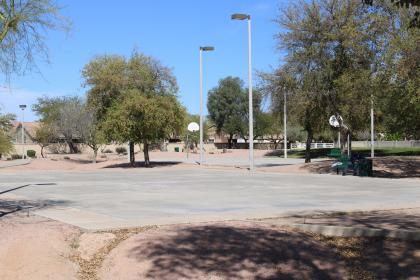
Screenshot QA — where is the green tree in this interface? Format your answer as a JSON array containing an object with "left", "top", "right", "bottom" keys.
[
  {"left": 0, "top": 111, "right": 14, "bottom": 156},
  {"left": 83, "top": 55, "right": 127, "bottom": 119},
  {"left": 83, "top": 50, "right": 179, "bottom": 165},
  {"left": 376, "top": 5, "right": 420, "bottom": 139},
  {"left": 207, "top": 76, "right": 247, "bottom": 148},
  {"left": 79, "top": 108, "right": 105, "bottom": 163},
  {"left": 271, "top": 0, "right": 400, "bottom": 161},
  {"left": 236, "top": 89, "right": 270, "bottom": 142},
  {"left": 0, "top": 112, "right": 15, "bottom": 130},
  {"left": 102, "top": 90, "right": 185, "bottom": 167},
  {"left": 0, "top": 0, "right": 70, "bottom": 76}
]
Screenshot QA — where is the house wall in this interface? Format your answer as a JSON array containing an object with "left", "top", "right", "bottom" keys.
[{"left": 11, "top": 129, "right": 36, "bottom": 144}]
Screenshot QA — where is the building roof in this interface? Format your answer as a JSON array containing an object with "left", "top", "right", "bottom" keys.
[{"left": 11, "top": 121, "right": 40, "bottom": 139}]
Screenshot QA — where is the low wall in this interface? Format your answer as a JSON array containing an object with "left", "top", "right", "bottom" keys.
[
  {"left": 6, "top": 143, "right": 143, "bottom": 159},
  {"left": 166, "top": 143, "right": 217, "bottom": 153},
  {"left": 352, "top": 141, "right": 420, "bottom": 148},
  {"left": 6, "top": 142, "right": 216, "bottom": 159},
  {"left": 214, "top": 143, "right": 287, "bottom": 150}
]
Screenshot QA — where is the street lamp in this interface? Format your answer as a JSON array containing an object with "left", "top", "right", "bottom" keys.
[
  {"left": 231, "top": 13, "right": 254, "bottom": 171},
  {"left": 284, "top": 90, "right": 287, "bottom": 159},
  {"left": 19, "top": 104, "right": 27, "bottom": 159},
  {"left": 199, "top": 46, "right": 214, "bottom": 166},
  {"left": 371, "top": 97, "right": 375, "bottom": 158}
]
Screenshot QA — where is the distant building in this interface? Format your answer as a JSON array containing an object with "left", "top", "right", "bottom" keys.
[{"left": 10, "top": 121, "right": 40, "bottom": 144}]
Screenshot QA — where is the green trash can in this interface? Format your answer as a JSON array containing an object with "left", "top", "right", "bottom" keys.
[
  {"left": 174, "top": 147, "right": 179, "bottom": 152},
  {"left": 357, "top": 159, "right": 373, "bottom": 177}
]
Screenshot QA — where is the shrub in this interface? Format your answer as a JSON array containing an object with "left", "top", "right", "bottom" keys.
[
  {"left": 27, "top": 150, "right": 36, "bottom": 158},
  {"left": 116, "top": 146, "right": 127, "bottom": 155},
  {"left": 11, "top": 154, "right": 22, "bottom": 160},
  {"left": 103, "top": 149, "right": 113, "bottom": 153}
]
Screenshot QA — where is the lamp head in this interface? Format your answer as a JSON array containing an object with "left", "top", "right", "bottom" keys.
[
  {"left": 19, "top": 104, "right": 27, "bottom": 110},
  {"left": 231, "top": 13, "right": 250, "bottom": 20},
  {"left": 200, "top": 46, "right": 215, "bottom": 51}
]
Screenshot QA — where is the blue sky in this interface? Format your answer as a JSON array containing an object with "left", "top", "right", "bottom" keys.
[{"left": 0, "top": 0, "right": 286, "bottom": 121}]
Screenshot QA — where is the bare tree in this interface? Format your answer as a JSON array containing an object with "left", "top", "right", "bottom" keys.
[
  {"left": 0, "top": 0, "right": 70, "bottom": 76},
  {"left": 79, "top": 108, "right": 104, "bottom": 163}
]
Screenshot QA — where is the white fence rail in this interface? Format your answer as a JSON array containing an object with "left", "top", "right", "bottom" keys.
[{"left": 291, "top": 142, "right": 334, "bottom": 149}]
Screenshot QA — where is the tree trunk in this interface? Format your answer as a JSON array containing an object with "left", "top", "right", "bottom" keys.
[
  {"left": 349, "top": 131, "right": 351, "bottom": 156},
  {"left": 228, "top": 134, "right": 233, "bottom": 149},
  {"left": 129, "top": 141, "right": 135, "bottom": 167},
  {"left": 41, "top": 146, "right": 45, "bottom": 158},
  {"left": 93, "top": 148, "right": 98, "bottom": 164},
  {"left": 305, "top": 131, "right": 312, "bottom": 163},
  {"left": 348, "top": 131, "right": 352, "bottom": 157},
  {"left": 143, "top": 140, "right": 150, "bottom": 167},
  {"left": 67, "top": 141, "right": 78, "bottom": 154},
  {"left": 274, "top": 140, "right": 279, "bottom": 150}
]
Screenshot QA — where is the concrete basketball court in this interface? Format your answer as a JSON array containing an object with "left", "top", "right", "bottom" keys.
[{"left": 1, "top": 167, "right": 419, "bottom": 230}]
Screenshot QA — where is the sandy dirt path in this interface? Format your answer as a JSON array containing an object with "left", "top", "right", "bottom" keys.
[{"left": 0, "top": 213, "right": 80, "bottom": 280}]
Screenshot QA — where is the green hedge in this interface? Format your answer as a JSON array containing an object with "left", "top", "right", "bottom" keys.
[{"left": 27, "top": 150, "right": 36, "bottom": 158}]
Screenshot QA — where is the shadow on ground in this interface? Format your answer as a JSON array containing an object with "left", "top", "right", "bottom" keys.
[
  {"left": 0, "top": 198, "right": 70, "bottom": 218},
  {"left": 0, "top": 183, "right": 69, "bottom": 218},
  {"left": 66, "top": 158, "right": 107, "bottom": 164},
  {"left": 125, "top": 225, "right": 420, "bottom": 279},
  {"left": 128, "top": 225, "right": 348, "bottom": 279},
  {"left": 103, "top": 161, "right": 182, "bottom": 169},
  {"left": 301, "top": 157, "right": 420, "bottom": 178},
  {"left": 258, "top": 163, "right": 292, "bottom": 168},
  {"left": 372, "top": 157, "right": 420, "bottom": 178},
  {"left": 293, "top": 210, "right": 420, "bottom": 231}
]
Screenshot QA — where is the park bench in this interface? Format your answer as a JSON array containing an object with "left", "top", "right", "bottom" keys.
[
  {"left": 331, "top": 154, "right": 350, "bottom": 175},
  {"left": 327, "top": 148, "right": 341, "bottom": 158}
]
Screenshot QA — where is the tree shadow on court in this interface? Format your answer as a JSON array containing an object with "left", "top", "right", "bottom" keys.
[
  {"left": 103, "top": 161, "right": 182, "bottom": 169},
  {"left": 127, "top": 225, "right": 349, "bottom": 279},
  {"left": 126, "top": 225, "right": 420, "bottom": 279},
  {"left": 0, "top": 183, "right": 70, "bottom": 218},
  {"left": 0, "top": 198, "right": 70, "bottom": 218}
]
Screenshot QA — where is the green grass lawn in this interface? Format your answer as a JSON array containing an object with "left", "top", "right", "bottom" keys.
[{"left": 266, "top": 147, "right": 420, "bottom": 159}]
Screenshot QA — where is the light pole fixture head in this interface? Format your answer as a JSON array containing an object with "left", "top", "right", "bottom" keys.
[
  {"left": 19, "top": 104, "right": 27, "bottom": 110},
  {"left": 231, "top": 13, "right": 250, "bottom": 20},
  {"left": 200, "top": 46, "right": 215, "bottom": 51}
]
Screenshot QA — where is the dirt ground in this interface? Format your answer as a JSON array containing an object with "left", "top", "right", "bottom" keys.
[
  {"left": 0, "top": 213, "right": 80, "bottom": 280},
  {"left": 0, "top": 212, "right": 419, "bottom": 280},
  {"left": 1, "top": 150, "right": 418, "bottom": 179},
  {"left": 1, "top": 151, "right": 419, "bottom": 279}
]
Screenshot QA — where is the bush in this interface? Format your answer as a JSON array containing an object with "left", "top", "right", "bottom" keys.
[
  {"left": 11, "top": 154, "right": 22, "bottom": 160},
  {"left": 116, "top": 146, "right": 127, "bottom": 155},
  {"left": 103, "top": 149, "right": 113, "bottom": 153},
  {"left": 27, "top": 150, "right": 36, "bottom": 158}
]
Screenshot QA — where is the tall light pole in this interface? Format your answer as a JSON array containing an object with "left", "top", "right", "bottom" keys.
[
  {"left": 231, "top": 13, "right": 254, "bottom": 171},
  {"left": 19, "top": 104, "right": 27, "bottom": 159},
  {"left": 283, "top": 90, "right": 287, "bottom": 159},
  {"left": 199, "top": 46, "right": 214, "bottom": 166},
  {"left": 371, "top": 97, "right": 375, "bottom": 158}
]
